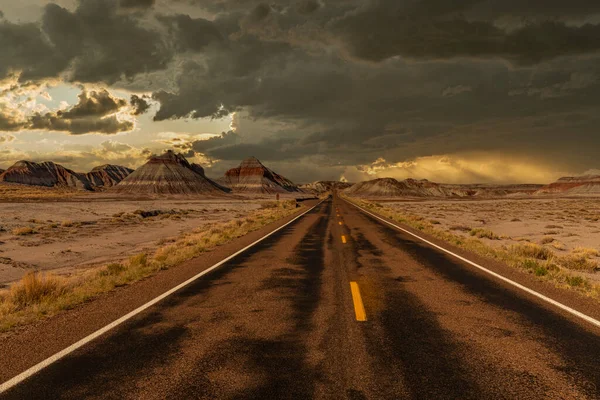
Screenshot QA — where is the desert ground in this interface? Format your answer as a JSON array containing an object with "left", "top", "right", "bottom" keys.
[
  {"left": 378, "top": 197, "right": 600, "bottom": 281},
  {"left": 0, "top": 194, "right": 294, "bottom": 286}
]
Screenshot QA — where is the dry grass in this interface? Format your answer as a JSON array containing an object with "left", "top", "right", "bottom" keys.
[
  {"left": 469, "top": 228, "right": 501, "bottom": 240},
  {"left": 344, "top": 196, "right": 600, "bottom": 300},
  {"left": 0, "top": 200, "right": 302, "bottom": 332},
  {"left": 12, "top": 226, "right": 37, "bottom": 236},
  {"left": 0, "top": 183, "right": 77, "bottom": 200}
]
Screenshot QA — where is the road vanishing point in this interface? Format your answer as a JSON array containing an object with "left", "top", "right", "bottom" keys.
[{"left": 1, "top": 193, "right": 600, "bottom": 399}]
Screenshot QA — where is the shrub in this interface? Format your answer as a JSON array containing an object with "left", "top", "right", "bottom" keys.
[
  {"left": 101, "top": 263, "right": 126, "bottom": 276},
  {"left": 540, "top": 236, "right": 555, "bottom": 244},
  {"left": 469, "top": 228, "right": 500, "bottom": 240},
  {"left": 572, "top": 247, "right": 600, "bottom": 258},
  {"left": 450, "top": 225, "right": 471, "bottom": 232},
  {"left": 508, "top": 243, "right": 553, "bottom": 260},
  {"left": 565, "top": 275, "right": 587, "bottom": 287},
  {"left": 61, "top": 220, "right": 75, "bottom": 227},
  {"left": 12, "top": 227, "right": 36, "bottom": 236},
  {"left": 8, "top": 272, "right": 67, "bottom": 309},
  {"left": 522, "top": 259, "right": 540, "bottom": 271},
  {"left": 558, "top": 254, "right": 598, "bottom": 272},
  {"left": 129, "top": 253, "right": 148, "bottom": 268},
  {"left": 534, "top": 265, "right": 549, "bottom": 276}
]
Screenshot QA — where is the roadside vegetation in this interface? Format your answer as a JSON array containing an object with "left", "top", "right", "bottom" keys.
[
  {"left": 344, "top": 196, "right": 600, "bottom": 300},
  {"left": 0, "top": 200, "right": 301, "bottom": 332}
]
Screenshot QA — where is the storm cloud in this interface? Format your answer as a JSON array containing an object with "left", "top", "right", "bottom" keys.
[{"left": 1, "top": 0, "right": 600, "bottom": 182}]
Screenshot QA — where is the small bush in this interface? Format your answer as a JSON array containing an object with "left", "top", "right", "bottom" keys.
[
  {"left": 534, "top": 265, "right": 549, "bottom": 276},
  {"left": 522, "top": 259, "right": 540, "bottom": 271},
  {"left": 572, "top": 247, "right": 600, "bottom": 258},
  {"left": 450, "top": 225, "right": 471, "bottom": 232},
  {"left": 565, "top": 275, "right": 587, "bottom": 287},
  {"left": 540, "top": 236, "right": 555, "bottom": 244},
  {"left": 8, "top": 272, "right": 67, "bottom": 309},
  {"left": 508, "top": 243, "right": 553, "bottom": 260},
  {"left": 129, "top": 253, "right": 147, "bottom": 268},
  {"left": 545, "top": 224, "right": 563, "bottom": 229},
  {"left": 101, "top": 263, "right": 126, "bottom": 276},
  {"left": 544, "top": 230, "right": 560, "bottom": 235},
  {"left": 469, "top": 228, "right": 500, "bottom": 240},
  {"left": 558, "top": 254, "right": 598, "bottom": 272},
  {"left": 12, "top": 227, "right": 36, "bottom": 236},
  {"left": 61, "top": 220, "right": 75, "bottom": 227}
]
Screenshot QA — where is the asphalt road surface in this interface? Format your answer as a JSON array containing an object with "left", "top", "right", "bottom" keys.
[{"left": 2, "top": 194, "right": 600, "bottom": 399}]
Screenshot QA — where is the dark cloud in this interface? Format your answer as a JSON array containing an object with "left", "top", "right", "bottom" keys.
[
  {"left": 332, "top": 2, "right": 600, "bottom": 64},
  {"left": 120, "top": 0, "right": 155, "bottom": 8},
  {"left": 60, "top": 90, "right": 127, "bottom": 119},
  {"left": 130, "top": 94, "right": 151, "bottom": 115},
  {"left": 0, "top": 107, "right": 26, "bottom": 132},
  {"left": 3, "top": 0, "right": 600, "bottom": 181},
  {"left": 0, "top": 19, "right": 71, "bottom": 81},
  {"left": 25, "top": 89, "right": 133, "bottom": 134},
  {"left": 158, "top": 14, "right": 223, "bottom": 52},
  {"left": 191, "top": 130, "right": 240, "bottom": 154},
  {"left": 0, "top": 1, "right": 173, "bottom": 84},
  {"left": 28, "top": 114, "right": 133, "bottom": 135},
  {"left": 296, "top": 0, "right": 320, "bottom": 15}
]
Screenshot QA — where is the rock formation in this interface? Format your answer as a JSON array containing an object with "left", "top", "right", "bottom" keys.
[
  {"left": 84, "top": 164, "right": 134, "bottom": 188},
  {"left": 219, "top": 157, "right": 301, "bottom": 194},
  {"left": 190, "top": 163, "right": 231, "bottom": 193},
  {"left": 344, "top": 178, "right": 458, "bottom": 197},
  {"left": 535, "top": 175, "right": 600, "bottom": 196},
  {"left": 300, "top": 181, "right": 353, "bottom": 194},
  {"left": 113, "top": 150, "right": 227, "bottom": 195},
  {"left": 343, "top": 178, "right": 542, "bottom": 198},
  {"left": 0, "top": 161, "right": 133, "bottom": 191},
  {"left": 0, "top": 161, "right": 92, "bottom": 190}
]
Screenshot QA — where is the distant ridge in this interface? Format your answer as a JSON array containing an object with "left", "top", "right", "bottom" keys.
[
  {"left": 113, "top": 150, "right": 227, "bottom": 195},
  {"left": 343, "top": 177, "right": 542, "bottom": 198},
  {"left": 300, "top": 181, "right": 353, "bottom": 194},
  {"left": 535, "top": 175, "right": 600, "bottom": 196},
  {"left": 219, "top": 156, "right": 302, "bottom": 194},
  {"left": 0, "top": 161, "right": 133, "bottom": 190}
]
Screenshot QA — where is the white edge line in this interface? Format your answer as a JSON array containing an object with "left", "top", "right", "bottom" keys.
[
  {"left": 343, "top": 197, "right": 600, "bottom": 330},
  {"left": 0, "top": 199, "right": 325, "bottom": 394}
]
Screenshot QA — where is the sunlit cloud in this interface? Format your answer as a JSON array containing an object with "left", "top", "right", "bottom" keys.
[{"left": 343, "top": 154, "right": 569, "bottom": 184}]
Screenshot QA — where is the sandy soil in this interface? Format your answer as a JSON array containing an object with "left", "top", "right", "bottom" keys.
[
  {"left": 382, "top": 197, "right": 600, "bottom": 278},
  {"left": 0, "top": 198, "right": 266, "bottom": 286}
]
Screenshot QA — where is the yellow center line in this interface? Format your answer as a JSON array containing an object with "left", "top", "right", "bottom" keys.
[
  {"left": 350, "top": 282, "right": 367, "bottom": 322},
  {"left": 341, "top": 235, "right": 347, "bottom": 244}
]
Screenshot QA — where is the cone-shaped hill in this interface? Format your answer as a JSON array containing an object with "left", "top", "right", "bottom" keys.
[
  {"left": 85, "top": 165, "right": 133, "bottom": 188},
  {"left": 219, "top": 157, "right": 301, "bottom": 194},
  {"left": 0, "top": 160, "right": 93, "bottom": 190},
  {"left": 113, "top": 150, "right": 227, "bottom": 195}
]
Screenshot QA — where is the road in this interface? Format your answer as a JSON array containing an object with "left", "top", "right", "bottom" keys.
[{"left": 2, "top": 194, "right": 600, "bottom": 399}]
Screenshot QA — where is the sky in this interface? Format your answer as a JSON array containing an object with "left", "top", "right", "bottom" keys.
[{"left": 1, "top": 0, "right": 600, "bottom": 184}]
